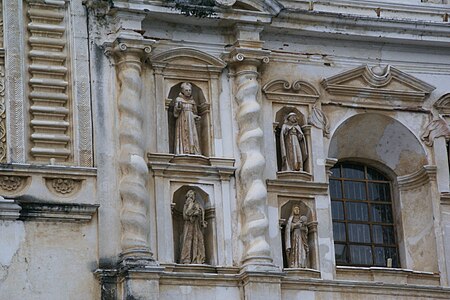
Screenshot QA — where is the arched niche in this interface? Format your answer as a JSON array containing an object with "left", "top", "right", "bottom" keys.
[
  {"left": 280, "top": 200, "right": 317, "bottom": 269},
  {"left": 171, "top": 185, "right": 215, "bottom": 265},
  {"left": 150, "top": 48, "right": 226, "bottom": 155},
  {"left": 274, "top": 107, "right": 311, "bottom": 175},
  {"left": 328, "top": 113, "right": 428, "bottom": 176},
  {"left": 167, "top": 82, "right": 210, "bottom": 156}
]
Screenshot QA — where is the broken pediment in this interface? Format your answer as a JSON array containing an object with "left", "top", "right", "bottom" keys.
[
  {"left": 321, "top": 65, "right": 435, "bottom": 108},
  {"left": 263, "top": 79, "right": 320, "bottom": 104},
  {"left": 434, "top": 93, "right": 450, "bottom": 115}
]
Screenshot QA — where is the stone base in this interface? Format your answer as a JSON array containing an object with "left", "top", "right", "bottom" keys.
[{"left": 277, "top": 171, "right": 312, "bottom": 181}]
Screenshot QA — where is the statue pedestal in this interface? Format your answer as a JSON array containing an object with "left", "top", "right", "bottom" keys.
[{"left": 277, "top": 170, "right": 312, "bottom": 181}]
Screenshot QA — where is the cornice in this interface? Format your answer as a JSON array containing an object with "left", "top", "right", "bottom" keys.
[
  {"left": 270, "top": 9, "right": 450, "bottom": 47},
  {"left": 0, "top": 197, "right": 99, "bottom": 222}
]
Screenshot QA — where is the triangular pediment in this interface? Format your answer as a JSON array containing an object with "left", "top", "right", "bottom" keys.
[{"left": 321, "top": 65, "right": 435, "bottom": 107}]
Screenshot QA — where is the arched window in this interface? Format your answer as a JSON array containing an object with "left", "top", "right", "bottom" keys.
[{"left": 330, "top": 162, "right": 399, "bottom": 267}]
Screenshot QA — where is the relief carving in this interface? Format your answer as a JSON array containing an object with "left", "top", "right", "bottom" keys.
[
  {"left": 45, "top": 177, "right": 82, "bottom": 196},
  {"left": 0, "top": 176, "right": 23, "bottom": 192},
  {"left": 0, "top": 62, "right": 5, "bottom": 162}
]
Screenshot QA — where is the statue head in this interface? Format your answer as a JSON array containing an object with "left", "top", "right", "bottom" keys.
[
  {"left": 292, "top": 205, "right": 300, "bottom": 215},
  {"left": 181, "top": 82, "right": 192, "bottom": 97},
  {"left": 186, "top": 189, "right": 196, "bottom": 201},
  {"left": 286, "top": 112, "right": 298, "bottom": 124}
]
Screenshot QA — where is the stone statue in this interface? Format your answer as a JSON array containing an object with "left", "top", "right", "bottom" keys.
[
  {"left": 180, "top": 189, "right": 207, "bottom": 264},
  {"left": 285, "top": 206, "right": 309, "bottom": 268},
  {"left": 174, "top": 82, "right": 201, "bottom": 155},
  {"left": 280, "top": 112, "right": 308, "bottom": 171}
]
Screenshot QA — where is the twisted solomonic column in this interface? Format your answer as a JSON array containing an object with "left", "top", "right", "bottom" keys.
[
  {"left": 232, "top": 54, "right": 274, "bottom": 269},
  {"left": 108, "top": 41, "right": 156, "bottom": 267}
]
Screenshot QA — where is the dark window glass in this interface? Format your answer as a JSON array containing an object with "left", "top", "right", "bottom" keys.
[
  {"left": 343, "top": 181, "right": 366, "bottom": 200},
  {"left": 330, "top": 162, "right": 399, "bottom": 267},
  {"left": 333, "top": 222, "right": 346, "bottom": 241},
  {"left": 368, "top": 182, "right": 390, "bottom": 202},
  {"left": 335, "top": 244, "right": 348, "bottom": 264},
  {"left": 330, "top": 166, "right": 341, "bottom": 178},
  {"left": 342, "top": 164, "right": 365, "bottom": 179},
  {"left": 346, "top": 202, "right": 368, "bottom": 221},
  {"left": 330, "top": 179, "right": 342, "bottom": 199},
  {"left": 331, "top": 201, "right": 344, "bottom": 220}
]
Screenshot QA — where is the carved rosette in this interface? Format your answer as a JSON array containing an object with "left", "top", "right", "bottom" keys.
[
  {"left": 106, "top": 39, "right": 155, "bottom": 264},
  {"left": 231, "top": 52, "right": 273, "bottom": 267},
  {"left": 45, "top": 177, "right": 82, "bottom": 196},
  {"left": 0, "top": 175, "right": 28, "bottom": 194}
]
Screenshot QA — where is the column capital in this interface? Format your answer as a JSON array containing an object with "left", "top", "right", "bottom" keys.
[
  {"left": 225, "top": 41, "right": 271, "bottom": 67},
  {"left": 103, "top": 36, "right": 155, "bottom": 65}
]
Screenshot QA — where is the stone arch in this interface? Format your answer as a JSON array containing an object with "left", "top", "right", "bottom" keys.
[{"left": 328, "top": 113, "right": 428, "bottom": 176}]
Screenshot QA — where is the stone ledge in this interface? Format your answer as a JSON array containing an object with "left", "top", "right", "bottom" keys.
[
  {"left": 284, "top": 268, "right": 321, "bottom": 279},
  {"left": 0, "top": 163, "right": 97, "bottom": 177},
  {"left": 336, "top": 266, "right": 440, "bottom": 286},
  {"left": 0, "top": 197, "right": 99, "bottom": 222}
]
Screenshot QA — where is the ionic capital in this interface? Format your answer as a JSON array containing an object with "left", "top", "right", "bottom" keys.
[{"left": 103, "top": 38, "right": 154, "bottom": 68}]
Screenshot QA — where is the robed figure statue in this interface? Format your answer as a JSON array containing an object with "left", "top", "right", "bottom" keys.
[
  {"left": 280, "top": 112, "right": 308, "bottom": 171},
  {"left": 285, "top": 206, "right": 309, "bottom": 268},
  {"left": 180, "top": 190, "right": 207, "bottom": 264},
  {"left": 174, "top": 82, "right": 201, "bottom": 155}
]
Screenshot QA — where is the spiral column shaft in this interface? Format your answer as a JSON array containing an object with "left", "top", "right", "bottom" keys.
[
  {"left": 112, "top": 44, "right": 154, "bottom": 265},
  {"left": 233, "top": 62, "right": 273, "bottom": 267}
]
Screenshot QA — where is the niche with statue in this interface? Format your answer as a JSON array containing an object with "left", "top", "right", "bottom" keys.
[
  {"left": 280, "top": 200, "right": 318, "bottom": 269},
  {"left": 275, "top": 107, "right": 311, "bottom": 180},
  {"left": 171, "top": 186, "right": 216, "bottom": 265},
  {"left": 167, "top": 82, "right": 211, "bottom": 157}
]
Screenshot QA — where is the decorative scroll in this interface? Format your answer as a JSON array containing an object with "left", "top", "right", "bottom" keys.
[
  {"left": 308, "top": 105, "right": 330, "bottom": 137},
  {"left": 421, "top": 117, "right": 450, "bottom": 146}
]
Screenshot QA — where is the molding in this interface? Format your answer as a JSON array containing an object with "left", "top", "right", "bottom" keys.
[
  {"left": 434, "top": 93, "right": 450, "bottom": 116},
  {"left": 440, "top": 193, "right": 450, "bottom": 205},
  {"left": 262, "top": 79, "right": 319, "bottom": 104},
  {"left": 0, "top": 197, "right": 21, "bottom": 220},
  {"left": 336, "top": 266, "right": 440, "bottom": 286},
  {"left": 271, "top": 9, "right": 450, "bottom": 47},
  {"left": 147, "top": 153, "right": 236, "bottom": 179},
  {"left": 267, "top": 179, "right": 329, "bottom": 196},
  {"left": 0, "top": 163, "right": 97, "bottom": 177},
  {"left": 321, "top": 65, "right": 435, "bottom": 108},
  {"left": 0, "top": 198, "right": 98, "bottom": 222},
  {"left": 397, "top": 165, "right": 437, "bottom": 190}
]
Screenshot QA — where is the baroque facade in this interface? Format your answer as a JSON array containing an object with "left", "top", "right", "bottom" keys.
[{"left": 1, "top": 0, "right": 450, "bottom": 299}]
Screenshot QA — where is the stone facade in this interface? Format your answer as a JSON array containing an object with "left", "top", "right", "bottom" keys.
[{"left": 1, "top": 0, "right": 450, "bottom": 299}]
